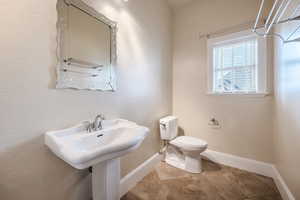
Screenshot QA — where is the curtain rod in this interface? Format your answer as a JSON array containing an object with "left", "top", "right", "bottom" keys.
[{"left": 199, "top": 20, "right": 265, "bottom": 40}]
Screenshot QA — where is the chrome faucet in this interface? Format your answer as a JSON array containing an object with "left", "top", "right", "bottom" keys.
[{"left": 86, "top": 114, "right": 105, "bottom": 133}]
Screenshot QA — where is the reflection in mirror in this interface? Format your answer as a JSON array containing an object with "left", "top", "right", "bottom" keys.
[{"left": 56, "top": 0, "right": 117, "bottom": 91}]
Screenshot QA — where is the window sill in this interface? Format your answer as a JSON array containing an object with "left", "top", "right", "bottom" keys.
[{"left": 206, "top": 92, "right": 270, "bottom": 98}]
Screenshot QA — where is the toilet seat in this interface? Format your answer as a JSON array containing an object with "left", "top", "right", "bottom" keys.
[{"left": 170, "top": 136, "right": 208, "bottom": 151}]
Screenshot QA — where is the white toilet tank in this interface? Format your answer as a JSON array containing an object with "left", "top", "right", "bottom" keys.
[{"left": 159, "top": 116, "right": 178, "bottom": 140}]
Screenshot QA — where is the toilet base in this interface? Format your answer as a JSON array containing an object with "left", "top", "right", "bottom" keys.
[{"left": 164, "top": 146, "right": 203, "bottom": 173}]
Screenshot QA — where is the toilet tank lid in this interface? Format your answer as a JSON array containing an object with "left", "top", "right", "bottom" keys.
[{"left": 160, "top": 116, "right": 177, "bottom": 123}]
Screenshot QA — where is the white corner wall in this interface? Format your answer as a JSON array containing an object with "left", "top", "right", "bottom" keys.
[{"left": 273, "top": 10, "right": 300, "bottom": 200}]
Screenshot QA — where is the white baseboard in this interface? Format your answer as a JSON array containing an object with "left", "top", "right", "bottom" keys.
[
  {"left": 202, "top": 150, "right": 275, "bottom": 177},
  {"left": 120, "top": 153, "right": 162, "bottom": 197},
  {"left": 202, "top": 149, "right": 295, "bottom": 200},
  {"left": 272, "top": 166, "right": 296, "bottom": 200}
]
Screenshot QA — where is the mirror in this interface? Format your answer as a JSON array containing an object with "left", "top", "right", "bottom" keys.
[{"left": 56, "top": 0, "right": 117, "bottom": 91}]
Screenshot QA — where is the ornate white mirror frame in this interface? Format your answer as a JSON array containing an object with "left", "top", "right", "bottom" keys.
[{"left": 56, "top": 0, "right": 117, "bottom": 91}]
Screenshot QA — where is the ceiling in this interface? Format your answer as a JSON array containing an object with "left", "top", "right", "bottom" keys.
[{"left": 166, "top": 0, "right": 194, "bottom": 9}]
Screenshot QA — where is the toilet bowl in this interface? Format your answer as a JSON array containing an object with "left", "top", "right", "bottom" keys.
[
  {"left": 160, "top": 116, "right": 208, "bottom": 173},
  {"left": 166, "top": 136, "right": 208, "bottom": 173}
]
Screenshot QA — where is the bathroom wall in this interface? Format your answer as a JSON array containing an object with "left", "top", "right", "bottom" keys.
[
  {"left": 172, "top": 0, "right": 275, "bottom": 163},
  {"left": 273, "top": 2, "right": 300, "bottom": 198},
  {"left": 0, "top": 0, "right": 172, "bottom": 199}
]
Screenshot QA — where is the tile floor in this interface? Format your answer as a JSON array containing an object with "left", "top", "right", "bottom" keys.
[{"left": 121, "top": 159, "right": 282, "bottom": 200}]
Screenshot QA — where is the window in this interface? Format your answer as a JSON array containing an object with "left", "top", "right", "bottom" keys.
[{"left": 207, "top": 30, "right": 268, "bottom": 95}]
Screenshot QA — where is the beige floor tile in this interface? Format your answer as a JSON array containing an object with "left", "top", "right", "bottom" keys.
[{"left": 121, "top": 160, "right": 283, "bottom": 200}]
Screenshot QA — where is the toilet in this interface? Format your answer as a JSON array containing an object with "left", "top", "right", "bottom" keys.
[{"left": 160, "top": 116, "right": 208, "bottom": 173}]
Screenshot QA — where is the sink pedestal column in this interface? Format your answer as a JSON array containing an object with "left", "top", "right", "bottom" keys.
[{"left": 92, "top": 158, "right": 120, "bottom": 200}]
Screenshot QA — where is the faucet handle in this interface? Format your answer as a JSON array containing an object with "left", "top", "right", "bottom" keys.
[
  {"left": 82, "top": 120, "right": 93, "bottom": 133},
  {"left": 95, "top": 114, "right": 105, "bottom": 121},
  {"left": 99, "top": 114, "right": 105, "bottom": 120}
]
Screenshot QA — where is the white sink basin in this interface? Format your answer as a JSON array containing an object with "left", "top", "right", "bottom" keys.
[
  {"left": 45, "top": 119, "right": 149, "bottom": 169},
  {"left": 45, "top": 118, "right": 149, "bottom": 200}
]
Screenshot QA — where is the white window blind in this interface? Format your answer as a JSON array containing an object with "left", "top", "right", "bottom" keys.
[{"left": 213, "top": 39, "right": 258, "bottom": 93}]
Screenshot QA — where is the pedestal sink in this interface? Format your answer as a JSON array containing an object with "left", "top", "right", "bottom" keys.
[{"left": 45, "top": 119, "right": 149, "bottom": 200}]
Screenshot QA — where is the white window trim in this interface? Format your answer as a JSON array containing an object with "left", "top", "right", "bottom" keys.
[{"left": 207, "top": 29, "right": 269, "bottom": 97}]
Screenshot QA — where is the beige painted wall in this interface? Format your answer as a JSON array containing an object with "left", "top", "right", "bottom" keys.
[
  {"left": 0, "top": 0, "right": 172, "bottom": 199},
  {"left": 172, "top": 0, "right": 275, "bottom": 163},
  {"left": 273, "top": 1, "right": 300, "bottom": 198}
]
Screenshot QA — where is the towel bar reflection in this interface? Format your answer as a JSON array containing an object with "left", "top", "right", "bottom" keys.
[
  {"left": 61, "top": 69, "right": 100, "bottom": 77},
  {"left": 64, "top": 58, "right": 103, "bottom": 69}
]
